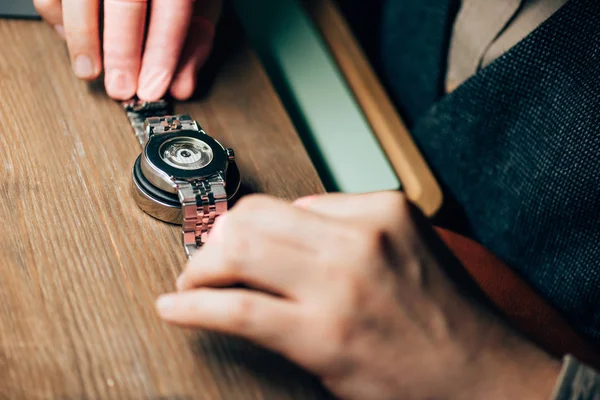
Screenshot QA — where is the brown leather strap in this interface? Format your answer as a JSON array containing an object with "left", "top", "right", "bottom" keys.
[{"left": 436, "top": 227, "right": 600, "bottom": 370}]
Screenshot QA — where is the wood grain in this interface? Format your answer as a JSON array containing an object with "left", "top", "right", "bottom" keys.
[
  {"left": 0, "top": 17, "right": 331, "bottom": 400},
  {"left": 303, "top": 0, "right": 444, "bottom": 217}
]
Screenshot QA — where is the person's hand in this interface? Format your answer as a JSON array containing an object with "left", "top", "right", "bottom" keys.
[
  {"left": 33, "top": 0, "right": 222, "bottom": 101},
  {"left": 156, "top": 192, "right": 561, "bottom": 400}
]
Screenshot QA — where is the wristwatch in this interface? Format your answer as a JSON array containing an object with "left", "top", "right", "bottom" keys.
[{"left": 122, "top": 98, "right": 241, "bottom": 258}]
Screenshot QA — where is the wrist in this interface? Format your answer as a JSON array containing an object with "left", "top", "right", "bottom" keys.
[{"left": 461, "top": 322, "right": 562, "bottom": 400}]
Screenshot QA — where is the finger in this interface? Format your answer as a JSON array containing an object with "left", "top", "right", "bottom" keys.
[
  {"left": 169, "top": 15, "right": 215, "bottom": 100},
  {"left": 294, "top": 191, "right": 408, "bottom": 225},
  {"left": 170, "top": 0, "right": 220, "bottom": 100},
  {"left": 176, "top": 214, "right": 312, "bottom": 295},
  {"left": 295, "top": 192, "right": 433, "bottom": 260},
  {"left": 229, "top": 195, "right": 335, "bottom": 247},
  {"left": 34, "top": 0, "right": 65, "bottom": 38},
  {"left": 137, "top": 0, "right": 194, "bottom": 101},
  {"left": 103, "top": 0, "right": 148, "bottom": 99},
  {"left": 62, "top": 0, "right": 102, "bottom": 80},
  {"left": 176, "top": 195, "right": 344, "bottom": 298},
  {"left": 156, "top": 288, "right": 301, "bottom": 354}
]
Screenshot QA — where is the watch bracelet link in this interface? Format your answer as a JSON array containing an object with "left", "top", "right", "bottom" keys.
[
  {"left": 178, "top": 177, "right": 227, "bottom": 258},
  {"left": 123, "top": 99, "right": 228, "bottom": 258},
  {"left": 123, "top": 99, "right": 172, "bottom": 146}
]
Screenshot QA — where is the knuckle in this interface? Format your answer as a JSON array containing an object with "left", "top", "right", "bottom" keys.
[
  {"left": 64, "top": 26, "right": 98, "bottom": 43},
  {"left": 318, "top": 222, "right": 379, "bottom": 278},
  {"left": 327, "top": 222, "right": 364, "bottom": 254},
  {"left": 234, "top": 194, "right": 269, "bottom": 213},
  {"left": 229, "top": 295, "right": 255, "bottom": 331},
  {"left": 345, "top": 224, "right": 385, "bottom": 264},
  {"left": 378, "top": 191, "right": 410, "bottom": 219},
  {"left": 338, "top": 225, "right": 388, "bottom": 281},
  {"left": 231, "top": 195, "right": 282, "bottom": 227},
  {"left": 220, "top": 230, "right": 250, "bottom": 274},
  {"left": 102, "top": 47, "right": 139, "bottom": 65}
]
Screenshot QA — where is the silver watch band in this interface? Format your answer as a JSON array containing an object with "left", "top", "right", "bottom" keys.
[
  {"left": 178, "top": 177, "right": 227, "bottom": 258},
  {"left": 123, "top": 99, "right": 228, "bottom": 258},
  {"left": 123, "top": 99, "right": 171, "bottom": 146}
]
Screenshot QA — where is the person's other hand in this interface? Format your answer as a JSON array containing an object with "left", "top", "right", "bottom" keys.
[
  {"left": 156, "top": 192, "right": 561, "bottom": 400},
  {"left": 34, "top": 0, "right": 222, "bottom": 101}
]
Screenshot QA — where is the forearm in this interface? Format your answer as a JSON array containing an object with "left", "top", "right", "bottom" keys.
[
  {"left": 459, "top": 317, "right": 600, "bottom": 400},
  {"left": 449, "top": 314, "right": 562, "bottom": 400},
  {"left": 482, "top": 350, "right": 600, "bottom": 400},
  {"left": 435, "top": 227, "right": 600, "bottom": 399}
]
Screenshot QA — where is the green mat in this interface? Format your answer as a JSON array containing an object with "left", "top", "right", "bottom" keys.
[{"left": 232, "top": 0, "right": 400, "bottom": 193}]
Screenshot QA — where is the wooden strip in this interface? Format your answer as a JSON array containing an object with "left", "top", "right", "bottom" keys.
[{"left": 303, "top": 0, "right": 444, "bottom": 217}]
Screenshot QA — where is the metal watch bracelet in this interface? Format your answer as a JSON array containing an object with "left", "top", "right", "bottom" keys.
[{"left": 123, "top": 99, "right": 228, "bottom": 258}]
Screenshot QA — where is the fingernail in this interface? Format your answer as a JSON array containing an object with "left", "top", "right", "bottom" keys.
[
  {"left": 73, "top": 55, "right": 94, "bottom": 79},
  {"left": 137, "top": 68, "right": 171, "bottom": 101},
  {"left": 156, "top": 295, "right": 175, "bottom": 313},
  {"left": 105, "top": 69, "right": 136, "bottom": 100},
  {"left": 54, "top": 24, "right": 65, "bottom": 39},
  {"left": 293, "top": 195, "right": 317, "bottom": 208}
]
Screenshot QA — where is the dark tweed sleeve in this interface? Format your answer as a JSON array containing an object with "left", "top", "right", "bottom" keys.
[{"left": 551, "top": 355, "right": 600, "bottom": 400}]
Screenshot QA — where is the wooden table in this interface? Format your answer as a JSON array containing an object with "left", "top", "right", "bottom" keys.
[{"left": 0, "top": 15, "right": 332, "bottom": 400}]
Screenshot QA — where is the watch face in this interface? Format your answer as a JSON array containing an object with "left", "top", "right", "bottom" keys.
[{"left": 159, "top": 137, "right": 214, "bottom": 171}]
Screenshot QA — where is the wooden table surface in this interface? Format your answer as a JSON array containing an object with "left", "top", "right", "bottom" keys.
[{"left": 0, "top": 16, "right": 332, "bottom": 400}]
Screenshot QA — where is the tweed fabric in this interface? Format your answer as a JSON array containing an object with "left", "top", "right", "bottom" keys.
[
  {"left": 381, "top": 0, "right": 600, "bottom": 342},
  {"left": 378, "top": 0, "right": 459, "bottom": 128}
]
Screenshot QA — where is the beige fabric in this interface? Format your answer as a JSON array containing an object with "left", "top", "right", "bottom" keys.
[
  {"left": 446, "top": 0, "right": 521, "bottom": 93},
  {"left": 446, "top": 0, "right": 568, "bottom": 93}
]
